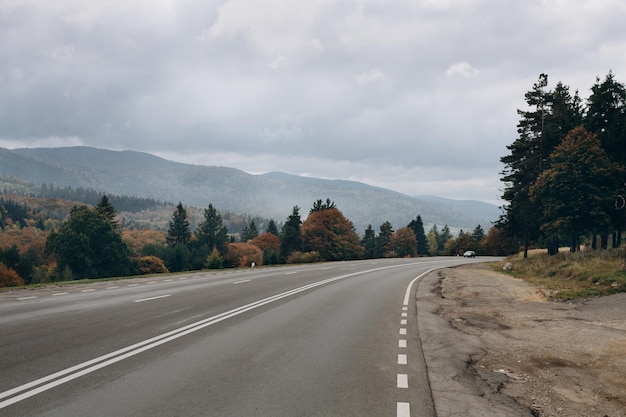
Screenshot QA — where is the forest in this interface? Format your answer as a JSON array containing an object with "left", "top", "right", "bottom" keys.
[{"left": 499, "top": 72, "right": 626, "bottom": 257}]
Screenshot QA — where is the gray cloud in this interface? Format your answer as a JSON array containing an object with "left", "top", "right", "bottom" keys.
[{"left": 1, "top": 0, "right": 625, "bottom": 204}]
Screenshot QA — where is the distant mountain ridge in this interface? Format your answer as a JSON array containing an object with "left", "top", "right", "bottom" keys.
[{"left": 1, "top": 146, "right": 500, "bottom": 233}]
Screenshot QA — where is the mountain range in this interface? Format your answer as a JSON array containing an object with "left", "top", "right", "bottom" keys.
[{"left": 0, "top": 146, "right": 501, "bottom": 233}]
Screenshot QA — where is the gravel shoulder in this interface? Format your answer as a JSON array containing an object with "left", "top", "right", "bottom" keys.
[{"left": 417, "top": 263, "right": 626, "bottom": 417}]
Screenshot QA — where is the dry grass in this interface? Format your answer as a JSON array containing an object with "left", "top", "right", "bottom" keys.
[{"left": 494, "top": 247, "right": 626, "bottom": 299}]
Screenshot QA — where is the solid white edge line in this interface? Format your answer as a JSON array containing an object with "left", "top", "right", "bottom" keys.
[{"left": 402, "top": 268, "right": 437, "bottom": 306}]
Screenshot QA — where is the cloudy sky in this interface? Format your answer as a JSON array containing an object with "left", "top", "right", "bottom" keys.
[{"left": 1, "top": 0, "right": 625, "bottom": 205}]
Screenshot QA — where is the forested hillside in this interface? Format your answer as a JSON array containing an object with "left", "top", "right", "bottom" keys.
[{"left": 1, "top": 147, "right": 499, "bottom": 232}]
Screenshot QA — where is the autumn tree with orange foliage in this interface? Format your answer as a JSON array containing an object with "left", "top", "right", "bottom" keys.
[
  {"left": 301, "top": 208, "right": 363, "bottom": 261},
  {"left": 389, "top": 227, "right": 417, "bottom": 257},
  {"left": 224, "top": 242, "right": 263, "bottom": 268},
  {"left": 250, "top": 232, "right": 281, "bottom": 265}
]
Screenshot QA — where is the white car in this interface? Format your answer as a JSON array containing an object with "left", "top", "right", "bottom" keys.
[{"left": 463, "top": 250, "right": 476, "bottom": 258}]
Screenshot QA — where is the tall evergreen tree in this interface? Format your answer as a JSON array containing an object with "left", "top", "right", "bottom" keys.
[
  {"left": 471, "top": 225, "right": 485, "bottom": 244},
  {"left": 280, "top": 206, "right": 302, "bottom": 259},
  {"left": 530, "top": 127, "right": 624, "bottom": 252},
  {"left": 167, "top": 202, "right": 191, "bottom": 246},
  {"left": 196, "top": 204, "right": 229, "bottom": 254},
  {"left": 266, "top": 219, "right": 279, "bottom": 236},
  {"left": 408, "top": 215, "right": 429, "bottom": 256},
  {"left": 585, "top": 72, "right": 626, "bottom": 247},
  {"left": 95, "top": 195, "right": 120, "bottom": 229},
  {"left": 361, "top": 225, "right": 377, "bottom": 259},
  {"left": 499, "top": 74, "right": 582, "bottom": 256},
  {"left": 375, "top": 221, "right": 394, "bottom": 258},
  {"left": 585, "top": 71, "right": 626, "bottom": 169}
]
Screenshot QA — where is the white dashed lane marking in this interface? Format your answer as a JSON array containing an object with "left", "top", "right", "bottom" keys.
[
  {"left": 399, "top": 339, "right": 407, "bottom": 348},
  {"left": 397, "top": 402, "right": 411, "bottom": 417},
  {"left": 398, "top": 354, "right": 407, "bottom": 365},
  {"left": 397, "top": 374, "right": 408, "bottom": 389},
  {"left": 134, "top": 294, "right": 171, "bottom": 303}
]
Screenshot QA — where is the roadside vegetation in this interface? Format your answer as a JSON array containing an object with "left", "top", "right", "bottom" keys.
[{"left": 495, "top": 248, "right": 626, "bottom": 299}]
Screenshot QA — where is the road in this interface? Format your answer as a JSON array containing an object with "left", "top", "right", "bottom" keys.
[{"left": 1, "top": 257, "right": 485, "bottom": 416}]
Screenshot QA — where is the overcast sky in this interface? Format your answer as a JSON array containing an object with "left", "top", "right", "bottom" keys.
[{"left": 1, "top": 0, "right": 625, "bottom": 205}]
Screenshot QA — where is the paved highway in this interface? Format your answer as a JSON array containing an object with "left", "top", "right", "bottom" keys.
[{"left": 1, "top": 257, "right": 484, "bottom": 416}]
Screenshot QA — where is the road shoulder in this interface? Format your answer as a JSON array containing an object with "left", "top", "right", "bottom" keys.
[{"left": 416, "top": 262, "right": 626, "bottom": 417}]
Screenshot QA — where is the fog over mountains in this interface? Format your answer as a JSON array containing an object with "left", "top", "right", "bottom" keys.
[{"left": 0, "top": 147, "right": 501, "bottom": 233}]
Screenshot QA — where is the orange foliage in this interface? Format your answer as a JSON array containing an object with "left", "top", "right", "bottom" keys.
[
  {"left": 122, "top": 229, "right": 167, "bottom": 252},
  {"left": 0, "top": 264, "right": 24, "bottom": 287},
  {"left": 249, "top": 232, "right": 281, "bottom": 252},
  {"left": 224, "top": 242, "right": 263, "bottom": 267},
  {"left": 0, "top": 227, "right": 48, "bottom": 253},
  {"left": 301, "top": 209, "right": 363, "bottom": 261},
  {"left": 133, "top": 256, "right": 169, "bottom": 275}
]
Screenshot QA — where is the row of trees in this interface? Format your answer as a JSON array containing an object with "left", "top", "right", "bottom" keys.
[
  {"left": 499, "top": 72, "right": 626, "bottom": 256},
  {"left": 1, "top": 193, "right": 508, "bottom": 286}
]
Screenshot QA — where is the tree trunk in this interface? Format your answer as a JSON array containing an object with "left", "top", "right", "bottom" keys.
[
  {"left": 523, "top": 228, "right": 529, "bottom": 259},
  {"left": 591, "top": 234, "right": 597, "bottom": 250},
  {"left": 570, "top": 234, "right": 579, "bottom": 253},
  {"left": 547, "top": 236, "right": 559, "bottom": 255},
  {"left": 601, "top": 233, "right": 609, "bottom": 250}
]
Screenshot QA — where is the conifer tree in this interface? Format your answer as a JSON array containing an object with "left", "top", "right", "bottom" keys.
[
  {"left": 167, "top": 202, "right": 191, "bottom": 246},
  {"left": 408, "top": 215, "right": 429, "bottom": 256},
  {"left": 280, "top": 206, "right": 302, "bottom": 259},
  {"left": 530, "top": 127, "right": 624, "bottom": 252},
  {"left": 196, "top": 204, "right": 229, "bottom": 254},
  {"left": 95, "top": 195, "right": 120, "bottom": 229}
]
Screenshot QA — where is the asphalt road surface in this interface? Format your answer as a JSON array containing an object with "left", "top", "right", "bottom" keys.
[{"left": 1, "top": 257, "right": 485, "bottom": 417}]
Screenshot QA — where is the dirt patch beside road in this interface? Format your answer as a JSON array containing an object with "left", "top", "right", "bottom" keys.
[{"left": 420, "top": 263, "right": 626, "bottom": 417}]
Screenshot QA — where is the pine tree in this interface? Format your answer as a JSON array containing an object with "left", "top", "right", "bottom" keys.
[
  {"left": 408, "top": 215, "right": 429, "bottom": 256},
  {"left": 196, "top": 204, "right": 229, "bottom": 254},
  {"left": 530, "top": 127, "right": 624, "bottom": 252},
  {"left": 280, "top": 206, "right": 302, "bottom": 259},
  {"left": 266, "top": 219, "right": 279, "bottom": 236},
  {"left": 361, "top": 225, "right": 376, "bottom": 259},
  {"left": 167, "top": 202, "right": 191, "bottom": 246},
  {"left": 95, "top": 195, "right": 120, "bottom": 229},
  {"left": 375, "top": 221, "right": 394, "bottom": 258},
  {"left": 240, "top": 220, "right": 259, "bottom": 242}
]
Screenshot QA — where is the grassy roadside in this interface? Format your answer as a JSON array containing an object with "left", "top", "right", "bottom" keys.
[{"left": 493, "top": 247, "right": 626, "bottom": 299}]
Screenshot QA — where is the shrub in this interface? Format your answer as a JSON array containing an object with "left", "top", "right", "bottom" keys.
[
  {"left": 133, "top": 256, "right": 169, "bottom": 275},
  {"left": 206, "top": 248, "right": 224, "bottom": 269},
  {"left": 0, "top": 264, "right": 24, "bottom": 287},
  {"left": 224, "top": 243, "right": 263, "bottom": 268},
  {"left": 285, "top": 251, "right": 322, "bottom": 264}
]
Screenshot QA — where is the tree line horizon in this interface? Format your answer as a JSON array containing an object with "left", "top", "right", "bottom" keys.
[{"left": 0, "top": 193, "right": 501, "bottom": 286}]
